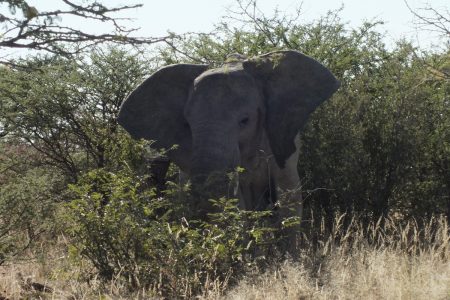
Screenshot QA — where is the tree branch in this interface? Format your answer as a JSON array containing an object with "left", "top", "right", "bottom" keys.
[{"left": 0, "top": 1, "right": 171, "bottom": 65}]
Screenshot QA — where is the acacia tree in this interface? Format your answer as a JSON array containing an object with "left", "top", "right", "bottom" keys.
[
  {"left": 0, "top": 48, "right": 155, "bottom": 263},
  {"left": 0, "top": 48, "right": 150, "bottom": 181}
]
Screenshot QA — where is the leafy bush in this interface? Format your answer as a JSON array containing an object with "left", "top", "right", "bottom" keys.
[
  {"left": 0, "top": 164, "right": 61, "bottom": 264},
  {"left": 0, "top": 140, "right": 65, "bottom": 264},
  {"left": 65, "top": 169, "right": 281, "bottom": 297}
]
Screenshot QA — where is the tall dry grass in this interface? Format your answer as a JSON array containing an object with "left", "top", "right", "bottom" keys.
[
  {"left": 1, "top": 215, "right": 449, "bottom": 299},
  {"left": 226, "top": 215, "right": 450, "bottom": 300}
]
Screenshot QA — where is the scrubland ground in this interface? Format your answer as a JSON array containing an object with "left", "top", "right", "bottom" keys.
[{"left": 1, "top": 216, "right": 449, "bottom": 300}]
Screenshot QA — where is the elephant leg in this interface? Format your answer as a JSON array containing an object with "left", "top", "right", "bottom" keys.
[
  {"left": 273, "top": 134, "right": 303, "bottom": 254},
  {"left": 148, "top": 156, "right": 170, "bottom": 196}
]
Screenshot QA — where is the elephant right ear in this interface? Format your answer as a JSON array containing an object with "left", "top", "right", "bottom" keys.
[
  {"left": 243, "top": 51, "right": 339, "bottom": 169},
  {"left": 118, "top": 64, "right": 208, "bottom": 158}
]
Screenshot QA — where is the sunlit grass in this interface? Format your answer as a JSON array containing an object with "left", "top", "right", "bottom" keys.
[
  {"left": 1, "top": 215, "right": 449, "bottom": 299},
  {"left": 226, "top": 215, "right": 450, "bottom": 300}
]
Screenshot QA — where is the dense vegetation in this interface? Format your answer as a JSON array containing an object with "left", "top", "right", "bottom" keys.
[{"left": 0, "top": 1, "right": 448, "bottom": 298}]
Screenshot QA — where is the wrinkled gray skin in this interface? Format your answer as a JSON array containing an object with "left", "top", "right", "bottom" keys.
[{"left": 118, "top": 50, "right": 339, "bottom": 220}]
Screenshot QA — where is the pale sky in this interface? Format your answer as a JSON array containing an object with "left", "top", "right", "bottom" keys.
[
  {"left": 117, "top": 0, "right": 446, "bottom": 48},
  {"left": 4, "top": 0, "right": 450, "bottom": 52}
]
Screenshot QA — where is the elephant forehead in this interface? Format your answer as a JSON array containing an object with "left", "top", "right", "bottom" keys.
[
  {"left": 185, "top": 70, "right": 261, "bottom": 119},
  {"left": 193, "top": 67, "right": 258, "bottom": 97},
  {"left": 195, "top": 61, "right": 247, "bottom": 81}
]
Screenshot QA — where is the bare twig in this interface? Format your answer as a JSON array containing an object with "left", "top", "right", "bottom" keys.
[{"left": 404, "top": 0, "right": 450, "bottom": 37}]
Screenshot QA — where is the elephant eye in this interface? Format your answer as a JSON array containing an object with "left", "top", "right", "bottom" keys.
[{"left": 239, "top": 116, "right": 249, "bottom": 128}]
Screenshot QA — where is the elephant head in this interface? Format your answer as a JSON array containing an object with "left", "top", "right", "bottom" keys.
[{"left": 118, "top": 50, "right": 339, "bottom": 215}]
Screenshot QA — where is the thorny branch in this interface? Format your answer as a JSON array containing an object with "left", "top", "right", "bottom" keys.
[
  {"left": 403, "top": 1, "right": 449, "bottom": 80},
  {"left": 224, "top": 0, "right": 303, "bottom": 48},
  {"left": 404, "top": 0, "right": 450, "bottom": 37},
  {"left": 0, "top": 0, "right": 172, "bottom": 64}
]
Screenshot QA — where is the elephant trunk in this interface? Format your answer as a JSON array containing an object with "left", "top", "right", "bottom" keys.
[{"left": 188, "top": 126, "right": 240, "bottom": 216}]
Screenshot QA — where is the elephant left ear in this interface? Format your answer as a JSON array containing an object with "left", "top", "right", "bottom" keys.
[{"left": 243, "top": 50, "right": 340, "bottom": 168}]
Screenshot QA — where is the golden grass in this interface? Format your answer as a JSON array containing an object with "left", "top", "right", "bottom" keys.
[
  {"left": 226, "top": 245, "right": 450, "bottom": 299},
  {"left": 0, "top": 261, "right": 159, "bottom": 299},
  {"left": 226, "top": 216, "right": 450, "bottom": 300},
  {"left": 1, "top": 215, "right": 449, "bottom": 299}
]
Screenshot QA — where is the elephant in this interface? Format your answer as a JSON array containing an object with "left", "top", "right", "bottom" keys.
[{"left": 118, "top": 50, "right": 339, "bottom": 225}]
